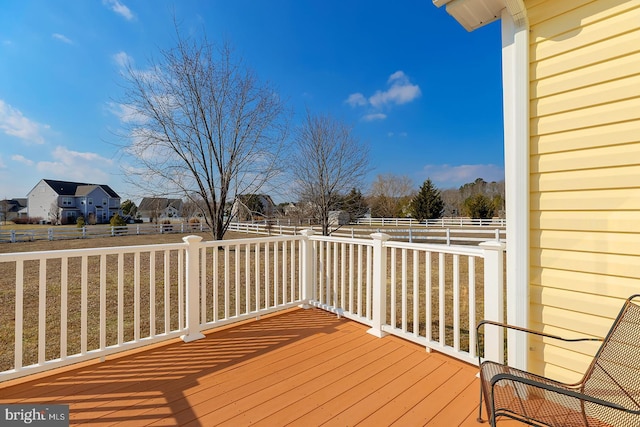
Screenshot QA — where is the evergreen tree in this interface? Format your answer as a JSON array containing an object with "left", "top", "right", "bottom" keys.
[
  {"left": 462, "top": 193, "right": 494, "bottom": 219},
  {"left": 341, "top": 188, "right": 368, "bottom": 221},
  {"left": 121, "top": 199, "right": 138, "bottom": 217},
  {"left": 409, "top": 179, "right": 444, "bottom": 221}
]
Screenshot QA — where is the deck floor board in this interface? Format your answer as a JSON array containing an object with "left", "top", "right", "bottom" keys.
[{"left": 0, "top": 308, "right": 509, "bottom": 426}]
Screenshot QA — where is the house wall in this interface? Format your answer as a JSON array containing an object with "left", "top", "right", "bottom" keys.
[
  {"left": 27, "top": 180, "right": 59, "bottom": 221},
  {"left": 527, "top": 0, "right": 640, "bottom": 381}
]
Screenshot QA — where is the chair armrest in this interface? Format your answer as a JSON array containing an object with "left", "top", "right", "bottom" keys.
[
  {"left": 491, "top": 372, "right": 640, "bottom": 415},
  {"left": 476, "top": 320, "right": 603, "bottom": 364},
  {"left": 477, "top": 319, "right": 603, "bottom": 344}
]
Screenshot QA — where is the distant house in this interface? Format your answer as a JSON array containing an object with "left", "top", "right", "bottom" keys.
[
  {"left": 231, "top": 194, "right": 276, "bottom": 221},
  {"left": 138, "top": 198, "right": 184, "bottom": 223},
  {"left": 27, "top": 179, "right": 121, "bottom": 225},
  {"left": 0, "top": 198, "right": 28, "bottom": 223},
  {"left": 328, "top": 211, "right": 350, "bottom": 226}
]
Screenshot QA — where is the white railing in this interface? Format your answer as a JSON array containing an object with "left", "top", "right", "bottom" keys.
[
  {"left": 228, "top": 222, "right": 506, "bottom": 245},
  {"left": 303, "top": 231, "right": 505, "bottom": 365},
  {"left": 0, "top": 231, "right": 505, "bottom": 382},
  {"left": 0, "top": 222, "right": 210, "bottom": 243},
  {"left": 356, "top": 217, "right": 507, "bottom": 227}
]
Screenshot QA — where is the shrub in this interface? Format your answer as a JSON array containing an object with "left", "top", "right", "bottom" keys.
[{"left": 76, "top": 216, "right": 85, "bottom": 228}]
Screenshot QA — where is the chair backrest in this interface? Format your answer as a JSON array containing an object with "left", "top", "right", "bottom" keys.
[{"left": 582, "top": 295, "right": 640, "bottom": 424}]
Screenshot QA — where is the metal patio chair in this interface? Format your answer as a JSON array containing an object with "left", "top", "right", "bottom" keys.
[{"left": 477, "top": 294, "right": 640, "bottom": 426}]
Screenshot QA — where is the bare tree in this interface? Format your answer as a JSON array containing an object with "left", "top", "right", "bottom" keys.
[
  {"left": 117, "top": 27, "right": 289, "bottom": 239},
  {"left": 49, "top": 202, "right": 61, "bottom": 225},
  {"left": 290, "top": 111, "right": 369, "bottom": 235},
  {"left": 368, "top": 174, "right": 414, "bottom": 217}
]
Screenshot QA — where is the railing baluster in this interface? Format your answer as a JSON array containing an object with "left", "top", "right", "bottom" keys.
[
  {"left": 366, "top": 245, "right": 372, "bottom": 320},
  {"left": 340, "top": 243, "right": 346, "bottom": 310},
  {"left": 60, "top": 257, "right": 68, "bottom": 359},
  {"left": 391, "top": 248, "right": 397, "bottom": 328},
  {"left": 255, "top": 242, "right": 260, "bottom": 312},
  {"left": 265, "top": 242, "right": 270, "bottom": 308},
  {"left": 100, "top": 254, "right": 107, "bottom": 351},
  {"left": 274, "top": 241, "right": 279, "bottom": 306},
  {"left": 402, "top": 249, "right": 407, "bottom": 332},
  {"left": 38, "top": 259, "right": 46, "bottom": 364},
  {"left": 357, "top": 245, "right": 362, "bottom": 317},
  {"left": 333, "top": 242, "right": 338, "bottom": 308},
  {"left": 245, "top": 244, "right": 251, "bottom": 313},
  {"left": 118, "top": 253, "right": 124, "bottom": 345},
  {"left": 283, "top": 240, "right": 288, "bottom": 304},
  {"left": 439, "top": 252, "right": 445, "bottom": 346},
  {"left": 453, "top": 254, "right": 460, "bottom": 351},
  {"left": 15, "top": 260, "right": 24, "bottom": 371},
  {"left": 164, "top": 251, "right": 170, "bottom": 333},
  {"left": 224, "top": 246, "right": 230, "bottom": 319},
  {"left": 134, "top": 252, "right": 140, "bottom": 341},
  {"left": 413, "top": 250, "right": 419, "bottom": 337},
  {"left": 178, "top": 249, "right": 184, "bottom": 330},
  {"left": 200, "top": 247, "right": 206, "bottom": 324},
  {"left": 81, "top": 255, "right": 88, "bottom": 354},
  {"left": 348, "top": 244, "right": 354, "bottom": 313},
  {"left": 468, "top": 256, "right": 476, "bottom": 358},
  {"left": 235, "top": 243, "right": 240, "bottom": 317},
  {"left": 425, "top": 251, "right": 432, "bottom": 344}
]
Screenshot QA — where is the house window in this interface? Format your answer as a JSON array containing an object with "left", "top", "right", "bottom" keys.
[
  {"left": 88, "top": 198, "right": 93, "bottom": 205},
  {"left": 103, "top": 198, "right": 107, "bottom": 206},
  {"left": 62, "top": 197, "right": 74, "bottom": 206}
]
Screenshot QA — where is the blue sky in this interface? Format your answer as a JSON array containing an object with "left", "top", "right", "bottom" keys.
[{"left": 0, "top": 0, "right": 504, "bottom": 203}]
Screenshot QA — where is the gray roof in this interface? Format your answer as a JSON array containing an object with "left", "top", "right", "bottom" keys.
[{"left": 41, "top": 179, "right": 120, "bottom": 198}]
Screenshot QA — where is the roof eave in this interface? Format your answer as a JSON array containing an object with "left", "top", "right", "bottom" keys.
[{"left": 433, "top": 0, "right": 526, "bottom": 32}]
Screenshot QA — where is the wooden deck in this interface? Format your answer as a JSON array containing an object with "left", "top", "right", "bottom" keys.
[{"left": 0, "top": 308, "right": 519, "bottom": 426}]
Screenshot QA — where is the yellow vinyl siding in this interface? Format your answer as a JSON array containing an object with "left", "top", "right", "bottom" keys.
[
  {"left": 532, "top": 166, "right": 640, "bottom": 192},
  {"left": 533, "top": 268, "right": 640, "bottom": 298},
  {"left": 533, "top": 188, "right": 640, "bottom": 211},
  {"left": 527, "top": 0, "right": 640, "bottom": 381},
  {"left": 532, "top": 120, "right": 638, "bottom": 155}
]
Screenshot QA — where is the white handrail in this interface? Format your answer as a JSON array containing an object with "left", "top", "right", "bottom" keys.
[{"left": 0, "top": 232, "right": 506, "bottom": 382}]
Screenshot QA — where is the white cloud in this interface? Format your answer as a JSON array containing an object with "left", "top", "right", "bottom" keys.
[
  {"left": 108, "top": 102, "right": 147, "bottom": 124},
  {"left": 421, "top": 164, "right": 504, "bottom": 189},
  {"left": 0, "top": 100, "right": 49, "bottom": 144},
  {"left": 11, "top": 154, "right": 34, "bottom": 166},
  {"left": 345, "top": 71, "right": 420, "bottom": 122},
  {"left": 37, "top": 146, "right": 114, "bottom": 183},
  {"left": 363, "top": 113, "right": 387, "bottom": 122},
  {"left": 369, "top": 71, "right": 421, "bottom": 108},
  {"left": 345, "top": 93, "right": 367, "bottom": 107},
  {"left": 52, "top": 33, "right": 73, "bottom": 44},
  {"left": 113, "top": 51, "right": 133, "bottom": 68},
  {"left": 103, "top": 0, "right": 135, "bottom": 21}
]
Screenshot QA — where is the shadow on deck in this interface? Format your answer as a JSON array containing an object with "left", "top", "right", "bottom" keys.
[{"left": 0, "top": 308, "right": 518, "bottom": 426}]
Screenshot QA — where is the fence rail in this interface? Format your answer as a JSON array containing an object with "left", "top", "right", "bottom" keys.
[
  {"left": 0, "top": 222, "right": 211, "bottom": 243},
  {"left": 228, "top": 222, "right": 506, "bottom": 245},
  {"left": 0, "top": 231, "right": 507, "bottom": 382}
]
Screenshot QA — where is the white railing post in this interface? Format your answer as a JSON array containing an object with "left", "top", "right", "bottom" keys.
[
  {"left": 480, "top": 240, "right": 506, "bottom": 363},
  {"left": 181, "top": 235, "right": 205, "bottom": 343},
  {"left": 368, "top": 232, "right": 390, "bottom": 338},
  {"left": 299, "top": 229, "right": 315, "bottom": 308}
]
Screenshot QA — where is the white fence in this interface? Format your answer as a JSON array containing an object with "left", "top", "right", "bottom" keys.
[
  {"left": 228, "top": 222, "right": 506, "bottom": 245},
  {"left": 356, "top": 217, "right": 506, "bottom": 227},
  {"left": 0, "top": 222, "right": 210, "bottom": 243},
  {"left": 0, "top": 232, "right": 506, "bottom": 382}
]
